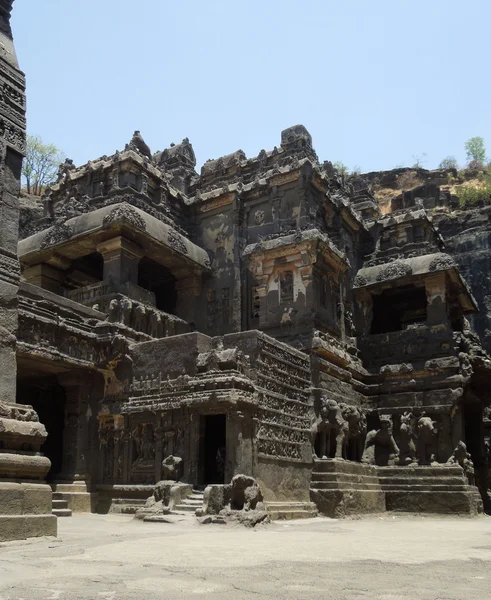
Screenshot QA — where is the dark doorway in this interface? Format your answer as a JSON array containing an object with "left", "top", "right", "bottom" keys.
[
  {"left": 17, "top": 377, "right": 66, "bottom": 481},
  {"left": 138, "top": 257, "right": 177, "bottom": 313},
  {"left": 200, "top": 414, "right": 226, "bottom": 485},
  {"left": 371, "top": 285, "right": 427, "bottom": 334}
]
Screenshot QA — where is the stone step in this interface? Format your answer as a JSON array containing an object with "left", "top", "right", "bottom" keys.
[
  {"left": 265, "top": 502, "right": 318, "bottom": 520},
  {"left": 51, "top": 482, "right": 88, "bottom": 493},
  {"left": 52, "top": 499, "right": 69, "bottom": 509},
  {"left": 112, "top": 498, "right": 147, "bottom": 505},
  {"left": 52, "top": 508, "right": 72, "bottom": 517},
  {"left": 311, "top": 473, "right": 381, "bottom": 484},
  {"left": 381, "top": 484, "right": 469, "bottom": 492},
  {"left": 174, "top": 504, "right": 200, "bottom": 513},
  {"left": 311, "top": 482, "right": 383, "bottom": 491},
  {"left": 377, "top": 466, "right": 464, "bottom": 477},
  {"left": 180, "top": 498, "right": 203, "bottom": 506},
  {"left": 378, "top": 479, "right": 467, "bottom": 489}
]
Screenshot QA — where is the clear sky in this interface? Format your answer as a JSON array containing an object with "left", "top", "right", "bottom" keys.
[{"left": 12, "top": 0, "right": 491, "bottom": 173}]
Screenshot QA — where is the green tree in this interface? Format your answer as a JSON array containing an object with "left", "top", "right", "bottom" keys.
[
  {"left": 22, "top": 135, "right": 64, "bottom": 195},
  {"left": 439, "top": 156, "right": 458, "bottom": 170},
  {"left": 333, "top": 161, "right": 348, "bottom": 176},
  {"left": 465, "top": 137, "right": 486, "bottom": 167}
]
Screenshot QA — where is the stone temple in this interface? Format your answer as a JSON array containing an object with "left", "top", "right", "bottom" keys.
[{"left": 2, "top": 2, "right": 491, "bottom": 540}]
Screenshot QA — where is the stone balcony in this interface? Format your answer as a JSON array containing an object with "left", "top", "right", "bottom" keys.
[{"left": 66, "top": 280, "right": 155, "bottom": 309}]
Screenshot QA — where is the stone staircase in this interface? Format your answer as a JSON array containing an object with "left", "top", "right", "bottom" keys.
[
  {"left": 310, "top": 458, "right": 385, "bottom": 518},
  {"left": 52, "top": 494, "right": 72, "bottom": 517},
  {"left": 377, "top": 465, "right": 483, "bottom": 515},
  {"left": 174, "top": 489, "right": 204, "bottom": 514}
]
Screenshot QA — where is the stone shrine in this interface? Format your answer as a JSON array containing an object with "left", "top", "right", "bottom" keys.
[
  {"left": 3, "top": 3, "right": 491, "bottom": 541},
  {"left": 12, "top": 122, "right": 491, "bottom": 527}
]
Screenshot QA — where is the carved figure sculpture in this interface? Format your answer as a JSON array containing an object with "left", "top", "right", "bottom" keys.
[
  {"left": 162, "top": 455, "right": 183, "bottom": 481},
  {"left": 362, "top": 415, "right": 399, "bottom": 466},
  {"left": 229, "top": 474, "right": 263, "bottom": 511},
  {"left": 140, "top": 424, "right": 155, "bottom": 461},
  {"left": 120, "top": 297, "right": 133, "bottom": 327},
  {"left": 107, "top": 298, "right": 122, "bottom": 323},
  {"left": 417, "top": 414, "right": 438, "bottom": 465},
  {"left": 148, "top": 310, "right": 163, "bottom": 338},
  {"left": 447, "top": 441, "right": 475, "bottom": 486},
  {"left": 311, "top": 396, "right": 349, "bottom": 460},
  {"left": 132, "top": 303, "right": 147, "bottom": 333},
  {"left": 398, "top": 411, "right": 418, "bottom": 465},
  {"left": 56, "top": 158, "right": 75, "bottom": 183},
  {"left": 341, "top": 404, "right": 367, "bottom": 461}
]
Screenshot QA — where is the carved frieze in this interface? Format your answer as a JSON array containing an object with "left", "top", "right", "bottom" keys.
[{"left": 102, "top": 203, "right": 147, "bottom": 232}]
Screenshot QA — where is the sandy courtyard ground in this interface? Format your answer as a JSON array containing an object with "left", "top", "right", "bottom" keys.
[{"left": 1, "top": 513, "right": 491, "bottom": 600}]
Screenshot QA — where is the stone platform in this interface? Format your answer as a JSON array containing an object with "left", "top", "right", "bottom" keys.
[
  {"left": 96, "top": 484, "right": 155, "bottom": 514},
  {"left": 0, "top": 480, "right": 57, "bottom": 542},
  {"left": 378, "top": 465, "right": 483, "bottom": 515},
  {"left": 310, "top": 458, "right": 385, "bottom": 518},
  {"left": 51, "top": 481, "right": 94, "bottom": 513},
  {"left": 265, "top": 501, "right": 318, "bottom": 520}
]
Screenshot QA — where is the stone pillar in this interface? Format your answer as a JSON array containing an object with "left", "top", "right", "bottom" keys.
[
  {"left": 175, "top": 270, "right": 201, "bottom": 324},
  {"left": 426, "top": 273, "right": 448, "bottom": 326},
  {"left": 227, "top": 411, "right": 253, "bottom": 480},
  {"left": 0, "top": 0, "right": 57, "bottom": 540},
  {"left": 97, "top": 236, "right": 144, "bottom": 287},
  {"left": 57, "top": 373, "right": 92, "bottom": 484}
]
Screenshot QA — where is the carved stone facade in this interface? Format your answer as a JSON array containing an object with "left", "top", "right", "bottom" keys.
[{"left": 7, "top": 120, "right": 491, "bottom": 523}]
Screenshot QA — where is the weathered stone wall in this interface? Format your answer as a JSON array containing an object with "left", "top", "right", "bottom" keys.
[{"left": 433, "top": 206, "right": 491, "bottom": 355}]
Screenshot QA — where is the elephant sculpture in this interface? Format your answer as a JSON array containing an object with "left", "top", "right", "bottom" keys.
[
  {"left": 362, "top": 415, "right": 399, "bottom": 466},
  {"left": 310, "top": 396, "right": 348, "bottom": 460},
  {"left": 416, "top": 415, "right": 438, "bottom": 465},
  {"left": 341, "top": 404, "right": 367, "bottom": 462}
]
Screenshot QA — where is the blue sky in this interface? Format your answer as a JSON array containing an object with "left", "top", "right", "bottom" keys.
[{"left": 12, "top": 0, "right": 491, "bottom": 173}]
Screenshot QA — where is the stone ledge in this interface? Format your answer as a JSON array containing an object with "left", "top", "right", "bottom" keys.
[{"left": 0, "top": 514, "right": 57, "bottom": 542}]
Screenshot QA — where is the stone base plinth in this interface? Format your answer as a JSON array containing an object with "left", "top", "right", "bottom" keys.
[
  {"left": 378, "top": 465, "right": 483, "bottom": 515},
  {"left": 96, "top": 484, "right": 154, "bottom": 514},
  {"left": 265, "top": 501, "right": 318, "bottom": 520},
  {"left": 0, "top": 482, "right": 57, "bottom": 541},
  {"left": 310, "top": 459, "right": 385, "bottom": 518},
  {"left": 51, "top": 481, "right": 94, "bottom": 513}
]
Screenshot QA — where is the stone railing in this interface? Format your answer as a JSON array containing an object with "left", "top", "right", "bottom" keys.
[{"left": 66, "top": 281, "right": 155, "bottom": 308}]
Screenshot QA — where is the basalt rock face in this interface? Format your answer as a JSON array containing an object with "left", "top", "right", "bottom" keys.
[{"left": 432, "top": 206, "right": 491, "bottom": 356}]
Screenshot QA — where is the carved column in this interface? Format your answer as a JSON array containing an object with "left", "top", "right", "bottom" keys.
[
  {"left": 97, "top": 236, "right": 144, "bottom": 288},
  {"left": 426, "top": 273, "right": 448, "bottom": 326},
  {"left": 226, "top": 410, "right": 253, "bottom": 479},
  {"left": 175, "top": 270, "right": 202, "bottom": 324},
  {"left": 57, "top": 373, "right": 92, "bottom": 483},
  {"left": 0, "top": 1, "right": 57, "bottom": 540}
]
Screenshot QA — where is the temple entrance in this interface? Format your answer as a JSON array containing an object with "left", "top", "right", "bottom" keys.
[
  {"left": 16, "top": 376, "right": 66, "bottom": 481},
  {"left": 199, "top": 414, "right": 226, "bottom": 485}
]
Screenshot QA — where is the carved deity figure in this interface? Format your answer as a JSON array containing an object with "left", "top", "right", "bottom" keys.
[
  {"left": 56, "top": 158, "right": 75, "bottom": 183},
  {"left": 141, "top": 424, "right": 155, "bottom": 461},
  {"left": 416, "top": 414, "right": 438, "bottom": 465},
  {"left": 447, "top": 441, "right": 475, "bottom": 486},
  {"left": 132, "top": 303, "right": 147, "bottom": 333},
  {"left": 120, "top": 297, "right": 133, "bottom": 327},
  {"left": 362, "top": 415, "right": 399, "bottom": 466},
  {"left": 107, "top": 298, "right": 122, "bottom": 323},
  {"left": 311, "top": 396, "right": 349, "bottom": 460},
  {"left": 148, "top": 310, "right": 163, "bottom": 338},
  {"left": 398, "top": 411, "right": 418, "bottom": 465},
  {"left": 341, "top": 404, "right": 367, "bottom": 462}
]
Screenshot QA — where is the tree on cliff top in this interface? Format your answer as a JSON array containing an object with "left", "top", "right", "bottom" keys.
[
  {"left": 22, "top": 135, "right": 64, "bottom": 196},
  {"left": 465, "top": 137, "right": 486, "bottom": 169}
]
